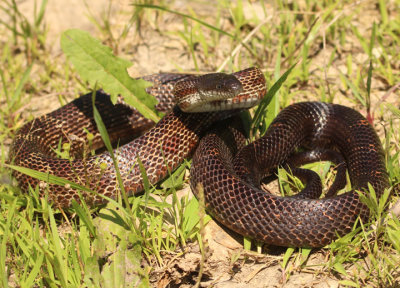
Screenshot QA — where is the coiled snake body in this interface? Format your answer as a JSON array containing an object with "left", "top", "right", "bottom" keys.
[{"left": 9, "top": 67, "right": 388, "bottom": 247}]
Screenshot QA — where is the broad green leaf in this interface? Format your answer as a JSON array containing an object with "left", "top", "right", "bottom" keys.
[
  {"left": 182, "top": 197, "right": 211, "bottom": 239},
  {"left": 83, "top": 256, "right": 101, "bottom": 287},
  {"left": 101, "top": 240, "right": 143, "bottom": 287},
  {"left": 61, "top": 29, "right": 159, "bottom": 122},
  {"left": 94, "top": 203, "right": 131, "bottom": 258}
]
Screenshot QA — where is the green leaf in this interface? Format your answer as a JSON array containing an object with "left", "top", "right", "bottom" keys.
[
  {"left": 83, "top": 256, "right": 101, "bottom": 286},
  {"left": 366, "top": 22, "right": 376, "bottom": 109},
  {"left": 61, "top": 29, "right": 159, "bottom": 122},
  {"left": 333, "top": 262, "right": 348, "bottom": 276},
  {"left": 252, "top": 62, "right": 297, "bottom": 136},
  {"left": 366, "top": 60, "right": 373, "bottom": 109},
  {"left": 12, "top": 64, "right": 32, "bottom": 105},
  {"left": 160, "top": 163, "right": 186, "bottom": 189},
  {"left": 339, "top": 72, "right": 366, "bottom": 107},
  {"left": 300, "top": 247, "right": 312, "bottom": 266},
  {"left": 0, "top": 199, "right": 17, "bottom": 288},
  {"left": 92, "top": 92, "right": 114, "bottom": 154},
  {"left": 92, "top": 91, "right": 129, "bottom": 208},
  {"left": 182, "top": 197, "right": 211, "bottom": 238},
  {"left": 21, "top": 253, "right": 44, "bottom": 287},
  {"left": 243, "top": 236, "right": 252, "bottom": 251},
  {"left": 133, "top": 4, "right": 234, "bottom": 38},
  {"left": 137, "top": 156, "right": 150, "bottom": 194},
  {"left": 71, "top": 201, "right": 97, "bottom": 238},
  {"left": 387, "top": 218, "right": 400, "bottom": 251},
  {"left": 182, "top": 196, "right": 200, "bottom": 234},
  {"left": 386, "top": 103, "right": 400, "bottom": 118},
  {"left": 48, "top": 206, "right": 67, "bottom": 287},
  {"left": 101, "top": 240, "right": 143, "bottom": 287},
  {"left": 368, "top": 22, "right": 376, "bottom": 58},
  {"left": 282, "top": 247, "right": 295, "bottom": 269},
  {"left": 6, "top": 164, "right": 93, "bottom": 193}
]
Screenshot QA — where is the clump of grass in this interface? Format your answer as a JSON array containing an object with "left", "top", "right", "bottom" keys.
[{"left": 0, "top": 0, "right": 48, "bottom": 62}]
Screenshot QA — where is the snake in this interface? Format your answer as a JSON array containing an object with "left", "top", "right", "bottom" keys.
[
  {"left": 9, "top": 67, "right": 265, "bottom": 207},
  {"left": 9, "top": 67, "right": 388, "bottom": 247},
  {"left": 191, "top": 101, "right": 389, "bottom": 247}
]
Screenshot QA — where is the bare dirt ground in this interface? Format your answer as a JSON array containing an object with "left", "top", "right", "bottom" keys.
[{"left": 7, "top": 0, "right": 399, "bottom": 287}]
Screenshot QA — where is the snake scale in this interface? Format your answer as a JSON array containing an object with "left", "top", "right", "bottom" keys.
[{"left": 9, "top": 67, "right": 388, "bottom": 247}]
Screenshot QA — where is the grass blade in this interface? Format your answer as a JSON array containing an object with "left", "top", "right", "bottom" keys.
[
  {"left": 91, "top": 91, "right": 130, "bottom": 210},
  {"left": 132, "top": 3, "right": 234, "bottom": 38},
  {"left": 252, "top": 63, "right": 297, "bottom": 136},
  {"left": 0, "top": 199, "right": 17, "bottom": 288},
  {"left": 48, "top": 205, "right": 67, "bottom": 286},
  {"left": 11, "top": 64, "right": 32, "bottom": 106},
  {"left": 7, "top": 164, "right": 93, "bottom": 193}
]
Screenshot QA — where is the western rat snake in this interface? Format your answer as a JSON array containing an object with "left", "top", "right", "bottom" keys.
[{"left": 9, "top": 67, "right": 388, "bottom": 247}]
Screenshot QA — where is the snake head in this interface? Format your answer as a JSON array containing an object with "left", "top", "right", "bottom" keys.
[
  {"left": 196, "top": 73, "right": 243, "bottom": 100},
  {"left": 174, "top": 72, "right": 244, "bottom": 112}
]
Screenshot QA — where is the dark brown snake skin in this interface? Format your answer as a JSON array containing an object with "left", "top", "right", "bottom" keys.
[
  {"left": 191, "top": 101, "right": 389, "bottom": 247},
  {"left": 9, "top": 67, "right": 388, "bottom": 247}
]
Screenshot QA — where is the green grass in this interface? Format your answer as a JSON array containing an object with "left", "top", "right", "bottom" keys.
[{"left": 1, "top": 0, "right": 400, "bottom": 287}]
